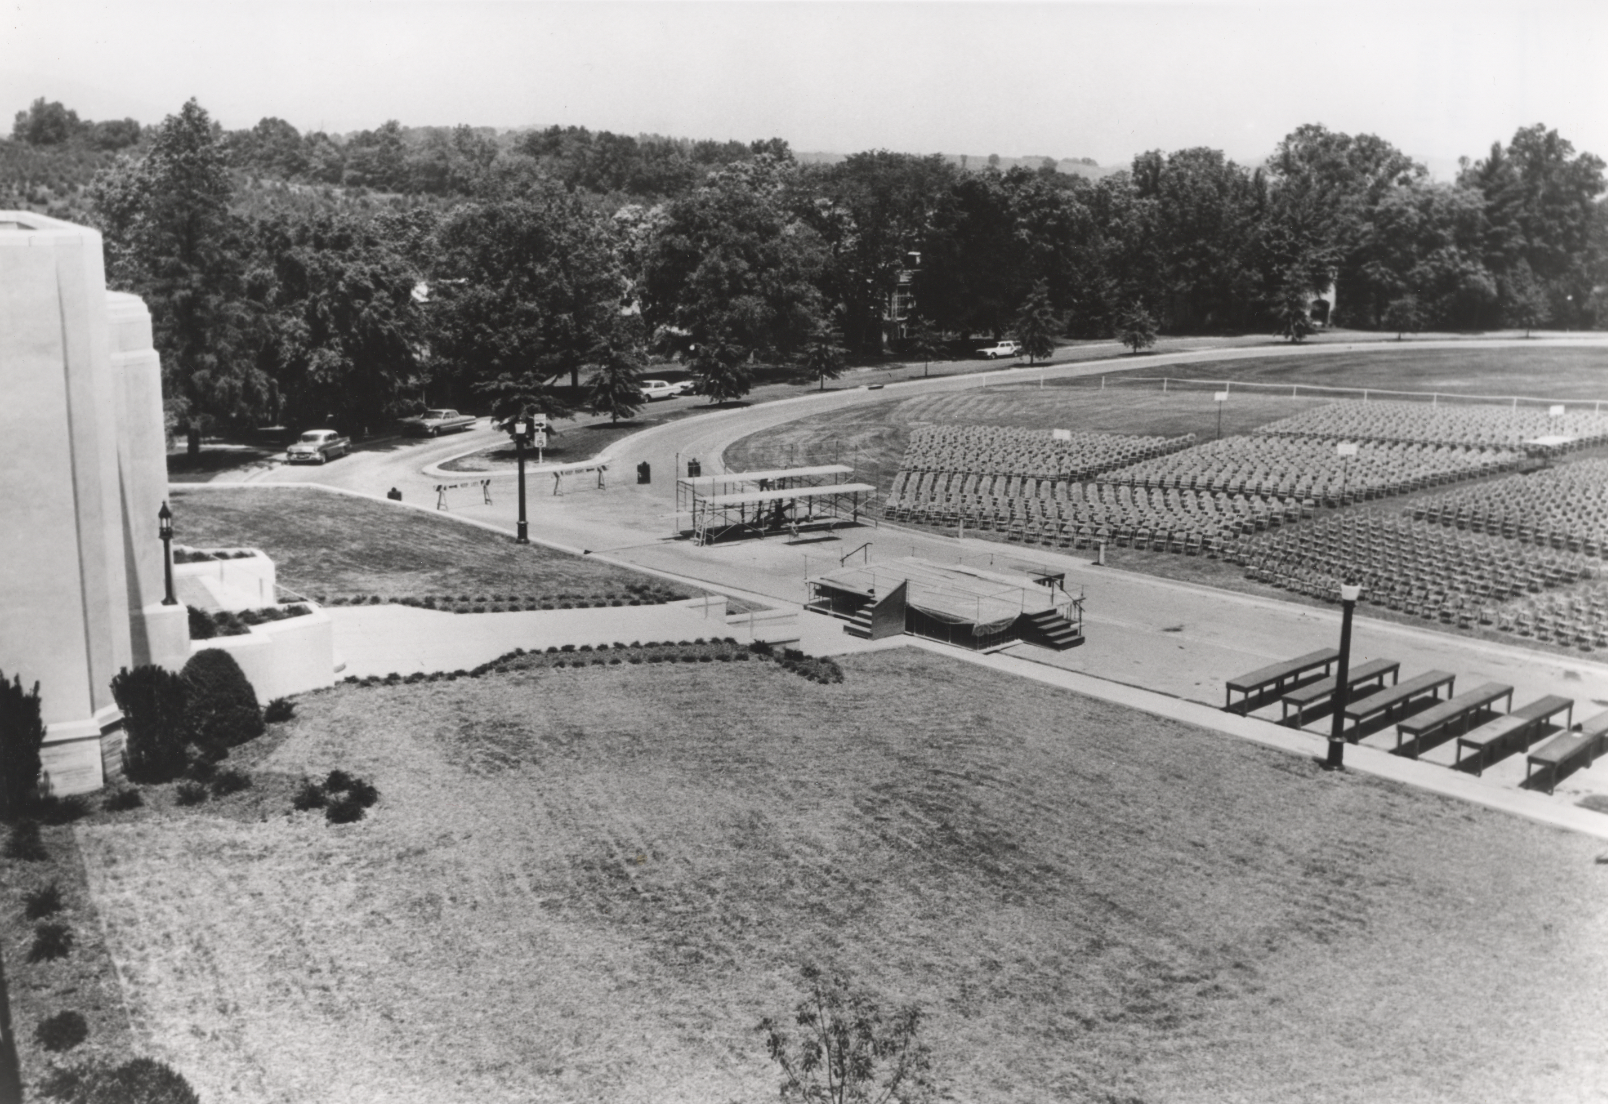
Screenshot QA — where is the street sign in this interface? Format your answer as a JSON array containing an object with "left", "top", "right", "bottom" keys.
[
  {"left": 532, "top": 430, "right": 547, "bottom": 449},
  {"left": 1550, "top": 405, "right": 1566, "bottom": 417}
]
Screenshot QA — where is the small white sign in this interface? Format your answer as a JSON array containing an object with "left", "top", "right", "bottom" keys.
[
  {"left": 1550, "top": 405, "right": 1566, "bottom": 417},
  {"left": 1214, "top": 392, "right": 1228, "bottom": 402},
  {"left": 1336, "top": 442, "right": 1358, "bottom": 457},
  {"left": 1052, "top": 428, "right": 1072, "bottom": 441},
  {"left": 532, "top": 431, "right": 548, "bottom": 449}
]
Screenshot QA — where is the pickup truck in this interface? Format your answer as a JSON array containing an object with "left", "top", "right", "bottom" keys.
[
  {"left": 285, "top": 429, "right": 351, "bottom": 464},
  {"left": 403, "top": 408, "right": 479, "bottom": 436},
  {"left": 976, "top": 340, "right": 1023, "bottom": 360}
]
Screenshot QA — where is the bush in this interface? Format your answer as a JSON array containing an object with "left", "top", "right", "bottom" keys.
[
  {"left": 103, "top": 787, "right": 143, "bottom": 812},
  {"left": 29, "top": 921, "right": 72, "bottom": 961},
  {"left": 111, "top": 665, "right": 189, "bottom": 783},
  {"left": 24, "top": 882, "right": 62, "bottom": 919},
  {"left": 1, "top": 670, "right": 46, "bottom": 819},
  {"left": 180, "top": 649, "right": 263, "bottom": 753},
  {"left": 173, "top": 782, "right": 207, "bottom": 806},
  {"left": 264, "top": 697, "right": 296, "bottom": 723},
  {"left": 39, "top": 1056, "right": 201, "bottom": 1104},
  {"left": 7, "top": 819, "right": 46, "bottom": 861},
  {"left": 185, "top": 605, "right": 216, "bottom": 640},
  {"left": 324, "top": 769, "right": 354, "bottom": 792},
  {"left": 326, "top": 796, "right": 365, "bottom": 824},
  {"left": 292, "top": 778, "right": 326, "bottom": 811},
  {"left": 210, "top": 768, "right": 252, "bottom": 796},
  {"left": 345, "top": 778, "right": 379, "bottom": 809},
  {"left": 183, "top": 757, "right": 216, "bottom": 783},
  {"left": 35, "top": 1009, "right": 88, "bottom": 1052}
]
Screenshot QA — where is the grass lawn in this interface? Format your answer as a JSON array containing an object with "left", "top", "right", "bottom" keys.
[
  {"left": 438, "top": 416, "right": 670, "bottom": 474},
  {"left": 167, "top": 486, "right": 696, "bottom": 606},
  {"left": 68, "top": 648, "right": 1608, "bottom": 1103}
]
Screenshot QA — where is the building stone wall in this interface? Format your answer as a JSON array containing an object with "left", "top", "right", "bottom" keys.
[{"left": 0, "top": 212, "right": 188, "bottom": 795}]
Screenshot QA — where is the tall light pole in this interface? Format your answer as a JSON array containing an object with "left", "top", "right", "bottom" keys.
[
  {"left": 158, "top": 501, "right": 176, "bottom": 605},
  {"left": 513, "top": 418, "right": 530, "bottom": 544},
  {"left": 1214, "top": 390, "right": 1227, "bottom": 440},
  {"left": 1325, "top": 579, "right": 1362, "bottom": 771}
]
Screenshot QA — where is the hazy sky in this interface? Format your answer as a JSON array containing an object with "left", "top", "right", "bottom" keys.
[{"left": 5, "top": 1, "right": 1606, "bottom": 176}]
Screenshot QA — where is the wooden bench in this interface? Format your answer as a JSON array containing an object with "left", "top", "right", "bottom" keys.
[
  {"left": 1224, "top": 648, "right": 1339, "bottom": 715},
  {"left": 1394, "top": 682, "right": 1514, "bottom": 757},
  {"left": 1454, "top": 696, "right": 1572, "bottom": 776},
  {"left": 1280, "top": 658, "right": 1401, "bottom": 727},
  {"left": 1342, "top": 670, "right": 1457, "bottom": 734},
  {"left": 1526, "top": 710, "right": 1608, "bottom": 794}
]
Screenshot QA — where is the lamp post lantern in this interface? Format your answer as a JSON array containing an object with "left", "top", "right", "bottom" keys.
[
  {"left": 513, "top": 419, "right": 530, "bottom": 544},
  {"left": 158, "top": 501, "right": 177, "bottom": 605},
  {"left": 1325, "top": 580, "right": 1362, "bottom": 770}
]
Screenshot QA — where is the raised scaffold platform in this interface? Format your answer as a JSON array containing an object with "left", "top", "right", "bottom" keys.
[{"left": 677, "top": 464, "right": 878, "bottom": 545}]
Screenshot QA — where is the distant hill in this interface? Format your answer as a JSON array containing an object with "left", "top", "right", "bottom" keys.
[{"left": 795, "top": 150, "right": 1122, "bottom": 180}]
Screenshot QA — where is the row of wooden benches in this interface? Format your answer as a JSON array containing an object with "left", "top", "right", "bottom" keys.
[{"left": 1225, "top": 648, "right": 1606, "bottom": 793}]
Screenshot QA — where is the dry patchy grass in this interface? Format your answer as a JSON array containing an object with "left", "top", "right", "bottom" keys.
[
  {"left": 168, "top": 486, "right": 696, "bottom": 605},
  {"left": 70, "top": 649, "right": 1608, "bottom": 1104}
]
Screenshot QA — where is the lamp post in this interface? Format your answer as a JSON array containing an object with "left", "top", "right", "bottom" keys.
[
  {"left": 513, "top": 419, "right": 530, "bottom": 544},
  {"left": 1325, "top": 579, "right": 1362, "bottom": 771},
  {"left": 158, "top": 501, "right": 176, "bottom": 605},
  {"left": 1214, "top": 390, "right": 1228, "bottom": 440}
]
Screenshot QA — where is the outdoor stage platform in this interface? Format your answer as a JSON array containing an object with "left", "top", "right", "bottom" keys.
[
  {"left": 806, "top": 556, "right": 1085, "bottom": 651},
  {"left": 676, "top": 464, "right": 878, "bottom": 545}
]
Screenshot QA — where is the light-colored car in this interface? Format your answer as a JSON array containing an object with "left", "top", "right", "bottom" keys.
[
  {"left": 639, "top": 379, "right": 678, "bottom": 401},
  {"left": 286, "top": 429, "right": 351, "bottom": 464},
  {"left": 666, "top": 379, "right": 698, "bottom": 397},
  {"left": 403, "top": 408, "right": 478, "bottom": 437},
  {"left": 977, "top": 340, "right": 1023, "bottom": 360}
]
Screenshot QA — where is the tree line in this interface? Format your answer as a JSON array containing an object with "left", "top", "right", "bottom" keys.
[{"left": 8, "top": 96, "right": 1603, "bottom": 449}]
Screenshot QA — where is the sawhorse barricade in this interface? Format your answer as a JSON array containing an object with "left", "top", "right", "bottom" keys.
[
  {"left": 435, "top": 479, "right": 493, "bottom": 510},
  {"left": 550, "top": 462, "right": 607, "bottom": 496}
]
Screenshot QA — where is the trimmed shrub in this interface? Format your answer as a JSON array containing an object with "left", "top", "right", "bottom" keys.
[
  {"left": 24, "top": 882, "right": 62, "bottom": 919},
  {"left": 264, "top": 697, "right": 296, "bottom": 723},
  {"left": 345, "top": 778, "right": 379, "bottom": 809},
  {"left": 7, "top": 819, "right": 46, "bottom": 861},
  {"left": 292, "top": 778, "right": 326, "bottom": 811},
  {"left": 29, "top": 921, "right": 72, "bottom": 962},
  {"left": 185, "top": 605, "right": 216, "bottom": 640},
  {"left": 103, "top": 787, "right": 143, "bottom": 813},
  {"left": 180, "top": 649, "right": 263, "bottom": 753},
  {"left": 210, "top": 768, "right": 252, "bottom": 797},
  {"left": 111, "top": 665, "right": 189, "bottom": 784},
  {"left": 1, "top": 670, "right": 46, "bottom": 819},
  {"left": 40, "top": 1056, "right": 201, "bottom": 1104},
  {"left": 326, "top": 796, "right": 365, "bottom": 824},
  {"left": 324, "top": 769, "right": 354, "bottom": 792},
  {"left": 173, "top": 782, "right": 208, "bottom": 806},
  {"left": 35, "top": 1009, "right": 88, "bottom": 1052}
]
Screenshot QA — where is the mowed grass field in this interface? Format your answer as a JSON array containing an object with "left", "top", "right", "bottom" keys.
[
  {"left": 74, "top": 649, "right": 1608, "bottom": 1104},
  {"left": 169, "top": 487, "right": 694, "bottom": 604}
]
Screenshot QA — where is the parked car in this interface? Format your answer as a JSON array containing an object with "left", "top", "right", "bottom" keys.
[
  {"left": 666, "top": 379, "right": 698, "bottom": 397},
  {"left": 976, "top": 340, "right": 1023, "bottom": 360},
  {"left": 285, "top": 429, "right": 351, "bottom": 464},
  {"left": 403, "top": 408, "right": 478, "bottom": 437},
  {"left": 639, "top": 379, "right": 678, "bottom": 401}
]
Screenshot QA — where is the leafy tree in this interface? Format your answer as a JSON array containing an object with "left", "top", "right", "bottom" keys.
[
  {"left": 1275, "top": 280, "right": 1317, "bottom": 342},
  {"left": 91, "top": 98, "right": 267, "bottom": 453},
  {"left": 1503, "top": 261, "right": 1551, "bottom": 336},
  {"left": 474, "top": 371, "right": 572, "bottom": 432},
  {"left": 1115, "top": 301, "right": 1157, "bottom": 354},
  {"left": 902, "top": 314, "right": 942, "bottom": 378},
  {"left": 687, "top": 331, "right": 754, "bottom": 404},
  {"left": 1012, "top": 280, "right": 1059, "bottom": 364},
  {"left": 431, "top": 181, "right": 624, "bottom": 396},
  {"left": 12, "top": 98, "right": 82, "bottom": 145},
  {"left": 801, "top": 320, "right": 846, "bottom": 390},
  {"left": 1382, "top": 294, "right": 1423, "bottom": 340},
  {"left": 758, "top": 963, "right": 937, "bottom": 1104},
  {"left": 912, "top": 172, "right": 1029, "bottom": 337},
  {"left": 640, "top": 156, "right": 827, "bottom": 382},
  {"left": 1, "top": 671, "right": 45, "bottom": 820},
  {"left": 584, "top": 336, "right": 646, "bottom": 423}
]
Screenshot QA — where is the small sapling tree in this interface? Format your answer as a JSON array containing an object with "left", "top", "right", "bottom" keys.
[
  {"left": 1115, "top": 301, "right": 1157, "bottom": 355},
  {"left": 758, "top": 963, "right": 938, "bottom": 1104}
]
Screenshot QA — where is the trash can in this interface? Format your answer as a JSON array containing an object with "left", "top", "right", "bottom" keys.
[
  {"left": 636, "top": 461, "right": 651, "bottom": 485},
  {"left": 687, "top": 459, "right": 701, "bottom": 478}
]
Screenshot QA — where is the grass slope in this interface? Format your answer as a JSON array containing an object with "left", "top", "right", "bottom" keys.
[
  {"left": 74, "top": 649, "right": 1608, "bottom": 1103},
  {"left": 168, "top": 487, "right": 695, "bottom": 605}
]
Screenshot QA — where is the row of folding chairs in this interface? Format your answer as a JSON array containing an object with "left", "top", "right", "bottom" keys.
[
  {"left": 1408, "top": 458, "right": 1608, "bottom": 556},
  {"left": 899, "top": 425, "right": 1194, "bottom": 481},
  {"left": 1255, "top": 399, "right": 1608, "bottom": 451}
]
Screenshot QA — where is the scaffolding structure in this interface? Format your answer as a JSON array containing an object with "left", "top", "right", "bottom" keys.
[{"left": 677, "top": 465, "right": 878, "bottom": 545}]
